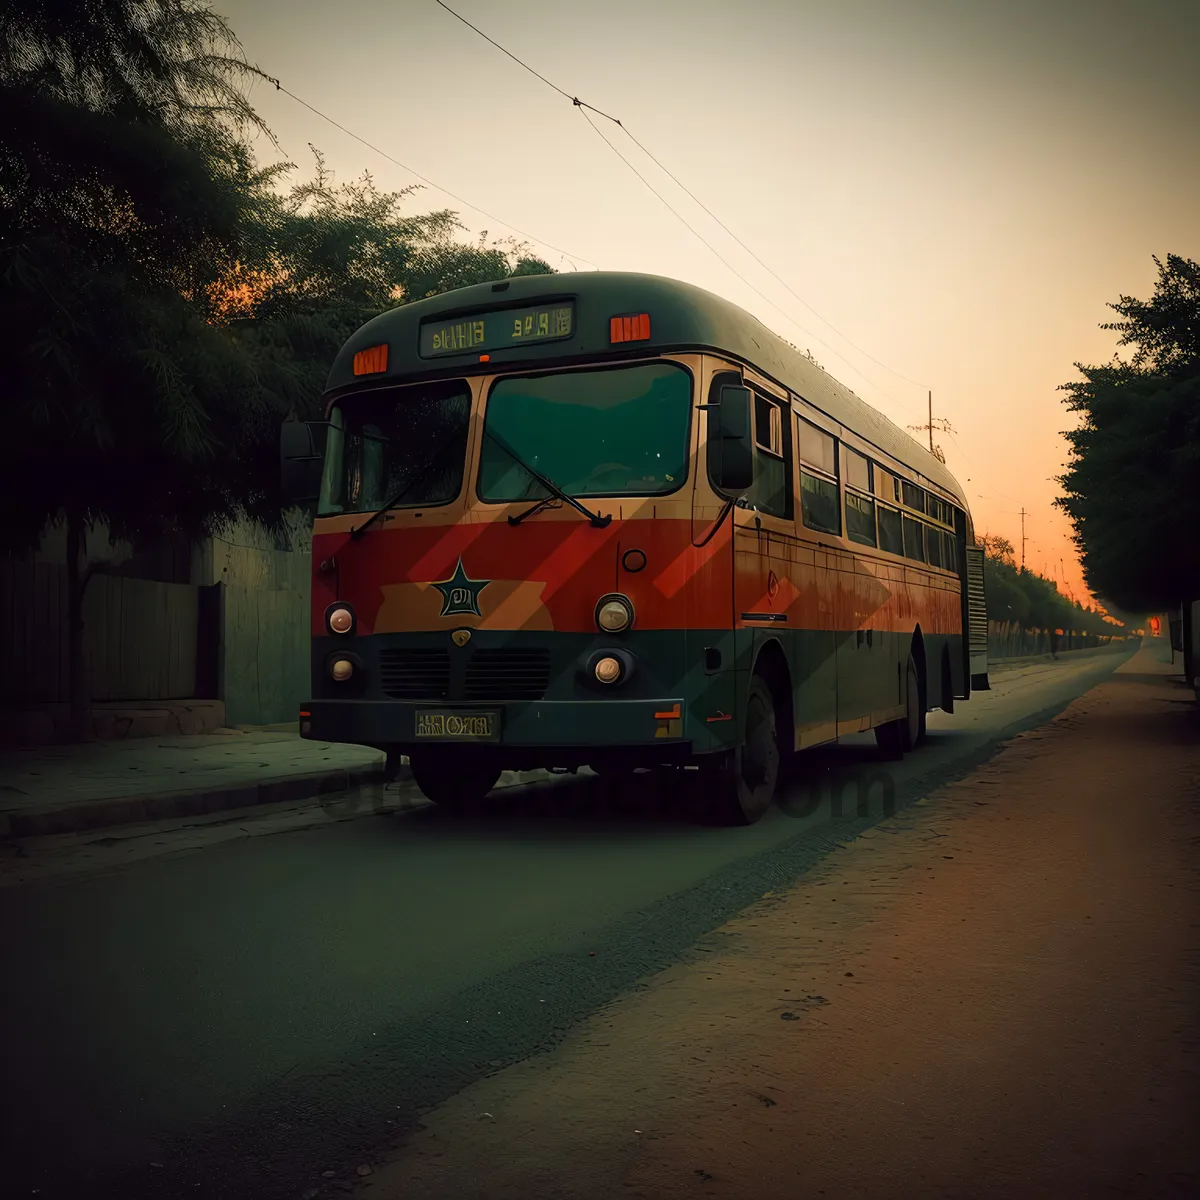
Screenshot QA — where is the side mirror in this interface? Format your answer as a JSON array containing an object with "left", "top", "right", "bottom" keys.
[
  {"left": 280, "top": 420, "right": 329, "bottom": 505},
  {"left": 711, "top": 384, "right": 754, "bottom": 494}
]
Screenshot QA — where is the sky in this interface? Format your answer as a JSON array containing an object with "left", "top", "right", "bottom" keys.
[{"left": 223, "top": 0, "right": 1199, "bottom": 606}]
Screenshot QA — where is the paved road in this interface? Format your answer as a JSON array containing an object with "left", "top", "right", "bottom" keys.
[{"left": 0, "top": 648, "right": 1136, "bottom": 1200}]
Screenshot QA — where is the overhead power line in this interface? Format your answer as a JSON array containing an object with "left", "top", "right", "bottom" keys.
[
  {"left": 576, "top": 106, "right": 886, "bottom": 399},
  {"left": 435, "top": 0, "right": 932, "bottom": 396},
  {"left": 255, "top": 69, "right": 598, "bottom": 270}
]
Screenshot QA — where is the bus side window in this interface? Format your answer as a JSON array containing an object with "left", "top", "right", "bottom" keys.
[
  {"left": 843, "top": 448, "right": 876, "bottom": 546},
  {"left": 749, "top": 393, "right": 791, "bottom": 518},
  {"left": 846, "top": 491, "right": 877, "bottom": 546},
  {"left": 943, "top": 529, "right": 958, "bottom": 572},
  {"left": 797, "top": 416, "right": 840, "bottom": 535},
  {"left": 903, "top": 515, "right": 926, "bottom": 562},
  {"left": 878, "top": 504, "right": 904, "bottom": 555},
  {"left": 925, "top": 522, "right": 944, "bottom": 568}
]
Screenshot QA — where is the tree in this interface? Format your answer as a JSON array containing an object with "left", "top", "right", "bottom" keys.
[
  {"left": 1056, "top": 255, "right": 1200, "bottom": 612},
  {"left": 199, "top": 148, "right": 552, "bottom": 530},
  {"left": 2, "top": 2, "right": 552, "bottom": 739},
  {"left": 2, "top": 0, "right": 270, "bottom": 738},
  {"left": 978, "top": 538, "right": 1124, "bottom": 636}
]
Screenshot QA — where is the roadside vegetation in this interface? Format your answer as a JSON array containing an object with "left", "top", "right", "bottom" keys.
[
  {"left": 978, "top": 537, "right": 1125, "bottom": 637},
  {"left": 1, "top": 0, "right": 551, "bottom": 735},
  {"left": 1056, "top": 254, "right": 1199, "bottom": 615}
]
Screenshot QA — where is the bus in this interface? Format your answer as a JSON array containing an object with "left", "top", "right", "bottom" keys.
[{"left": 280, "top": 272, "right": 989, "bottom": 824}]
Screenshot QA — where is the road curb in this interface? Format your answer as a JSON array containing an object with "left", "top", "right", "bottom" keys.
[
  {"left": 3, "top": 763, "right": 391, "bottom": 839},
  {"left": 0, "top": 762, "right": 571, "bottom": 839}
]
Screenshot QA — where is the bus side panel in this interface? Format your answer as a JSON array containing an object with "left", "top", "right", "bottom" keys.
[
  {"left": 836, "top": 546, "right": 903, "bottom": 734},
  {"left": 732, "top": 519, "right": 838, "bottom": 751}
]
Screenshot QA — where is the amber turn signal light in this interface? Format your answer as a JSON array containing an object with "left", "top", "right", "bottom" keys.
[
  {"left": 609, "top": 313, "right": 650, "bottom": 343},
  {"left": 353, "top": 344, "right": 389, "bottom": 375}
]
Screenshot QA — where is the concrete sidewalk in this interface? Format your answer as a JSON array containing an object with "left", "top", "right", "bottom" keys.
[
  {"left": 0, "top": 727, "right": 557, "bottom": 840},
  {"left": 0, "top": 729, "right": 388, "bottom": 838}
]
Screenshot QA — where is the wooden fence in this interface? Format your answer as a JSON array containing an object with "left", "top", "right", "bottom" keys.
[{"left": 0, "top": 560, "right": 199, "bottom": 703}]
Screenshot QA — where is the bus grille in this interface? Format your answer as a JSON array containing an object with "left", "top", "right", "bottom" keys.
[
  {"left": 464, "top": 648, "right": 552, "bottom": 701},
  {"left": 379, "top": 649, "right": 451, "bottom": 700}
]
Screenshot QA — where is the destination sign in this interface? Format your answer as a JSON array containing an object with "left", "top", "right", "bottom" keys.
[{"left": 419, "top": 301, "right": 574, "bottom": 358}]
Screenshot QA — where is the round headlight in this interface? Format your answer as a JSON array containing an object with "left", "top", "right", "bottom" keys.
[
  {"left": 596, "top": 596, "right": 633, "bottom": 633},
  {"left": 594, "top": 656, "right": 622, "bottom": 684},
  {"left": 330, "top": 659, "right": 354, "bottom": 682},
  {"left": 329, "top": 606, "right": 354, "bottom": 634}
]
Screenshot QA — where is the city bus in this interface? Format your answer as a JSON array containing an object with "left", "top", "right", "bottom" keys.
[{"left": 280, "top": 272, "right": 989, "bottom": 824}]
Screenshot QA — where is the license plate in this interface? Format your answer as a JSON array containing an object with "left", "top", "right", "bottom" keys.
[{"left": 414, "top": 710, "right": 499, "bottom": 742}]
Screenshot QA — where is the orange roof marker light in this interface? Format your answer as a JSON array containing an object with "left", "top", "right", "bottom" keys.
[
  {"left": 610, "top": 313, "right": 651, "bottom": 344},
  {"left": 353, "top": 344, "right": 389, "bottom": 376}
]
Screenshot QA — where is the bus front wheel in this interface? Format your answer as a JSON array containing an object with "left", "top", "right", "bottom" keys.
[
  {"left": 876, "top": 654, "right": 921, "bottom": 760},
  {"left": 409, "top": 751, "right": 501, "bottom": 813},
  {"left": 703, "top": 675, "right": 779, "bottom": 826}
]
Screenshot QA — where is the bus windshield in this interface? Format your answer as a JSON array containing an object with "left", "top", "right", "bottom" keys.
[
  {"left": 478, "top": 361, "right": 692, "bottom": 501},
  {"left": 317, "top": 380, "right": 471, "bottom": 516}
]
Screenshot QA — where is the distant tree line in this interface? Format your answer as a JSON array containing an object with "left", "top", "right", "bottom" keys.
[
  {"left": 1, "top": 0, "right": 552, "bottom": 735},
  {"left": 978, "top": 536, "right": 1127, "bottom": 636},
  {"left": 1056, "top": 254, "right": 1199, "bottom": 614}
]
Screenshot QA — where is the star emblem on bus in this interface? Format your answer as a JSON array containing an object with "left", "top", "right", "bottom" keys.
[{"left": 432, "top": 557, "right": 491, "bottom": 618}]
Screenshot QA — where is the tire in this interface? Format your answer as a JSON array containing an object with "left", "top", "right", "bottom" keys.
[
  {"left": 409, "top": 751, "right": 501, "bottom": 812},
  {"left": 875, "top": 654, "right": 921, "bottom": 759},
  {"left": 704, "top": 675, "right": 779, "bottom": 826}
]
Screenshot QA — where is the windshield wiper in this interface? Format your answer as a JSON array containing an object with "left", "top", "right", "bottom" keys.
[
  {"left": 349, "top": 429, "right": 464, "bottom": 540},
  {"left": 507, "top": 495, "right": 562, "bottom": 525},
  {"left": 486, "top": 430, "right": 612, "bottom": 528}
]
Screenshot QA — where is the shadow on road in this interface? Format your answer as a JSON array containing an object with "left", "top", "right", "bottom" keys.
[{"left": 380, "top": 732, "right": 974, "bottom": 836}]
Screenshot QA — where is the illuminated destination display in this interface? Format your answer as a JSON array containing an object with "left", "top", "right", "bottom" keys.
[{"left": 419, "top": 301, "right": 574, "bottom": 357}]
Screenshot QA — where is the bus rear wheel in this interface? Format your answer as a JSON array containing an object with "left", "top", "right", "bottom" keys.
[
  {"left": 704, "top": 675, "right": 779, "bottom": 826},
  {"left": 876, "top": 653, "right": 921, "bottom": 760},
  {"left": 409, "top": 751, "right": 501, "bottom": 813}
]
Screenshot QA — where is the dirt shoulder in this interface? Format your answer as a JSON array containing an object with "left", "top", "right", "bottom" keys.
[{"left": 363, "top": 647, "right": 1200, "bottom": 1200}]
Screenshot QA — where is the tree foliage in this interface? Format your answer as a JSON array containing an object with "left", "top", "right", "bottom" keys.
[
  {"left": 978, "top": 536, "right": 1124, "bottom": 634},
  {"left": 1, "top": 1, "right": 552, "bottom": 552},
  {"left": 1, "top": 0, "right": 552, "bottom": 736},
  {"left": 1056, "top": 255, "right": 1200, "bottom": 611}
]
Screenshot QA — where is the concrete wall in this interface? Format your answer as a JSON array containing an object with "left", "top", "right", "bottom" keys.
[{"left": 198, "top": 513, "right": 312, "bottom": 727}]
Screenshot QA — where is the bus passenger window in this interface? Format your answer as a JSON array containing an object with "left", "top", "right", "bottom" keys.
[
  {"left": 797, "top": 418, "right": 837, "bottom": 476},
  {"left": 902, "top": 481, "right": 926, "bottom": 513},
  {"left": 878, "top": 504, "right": 904, "bottom": 555},
  {"left": 944, "top": 530, "right": 958, "bottom": 572},
  {"left": 749, "top": 394, "right": 790, "bottom": 518},
  {"left": 801, "top": 470, "right": 840, "bottom": 534},
  {"left": 846, "top": 491, "right": 876, "bottom": 546},
  {"left": 903, "top": 515, "right": 926, "bottom": 562},
  {"left": 924, "top": 523, "right": 944, "bottom": 568},
  {"left": 845, "top": 448, "right": 872, "bottom": 492}
]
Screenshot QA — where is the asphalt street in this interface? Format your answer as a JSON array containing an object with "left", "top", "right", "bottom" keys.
[{"left": 0, "top": 647, "right": 1136, "bottom": 1200}]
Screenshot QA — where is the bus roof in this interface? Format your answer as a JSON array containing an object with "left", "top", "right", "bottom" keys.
[{"left": 326, "top": 271, "right": 968, "bottom": 508}]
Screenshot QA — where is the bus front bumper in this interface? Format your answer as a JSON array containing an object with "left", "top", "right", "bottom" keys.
[{"left": 298, "top": 697, "right": 690, "bottom": 751}]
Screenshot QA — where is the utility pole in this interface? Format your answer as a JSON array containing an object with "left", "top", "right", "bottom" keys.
[
  {"left": 908, "top": 393, "right": 954, "bottom": 464},
  {"left": 1020, "top": 508, "right": 1027, "bottom": 571}
]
